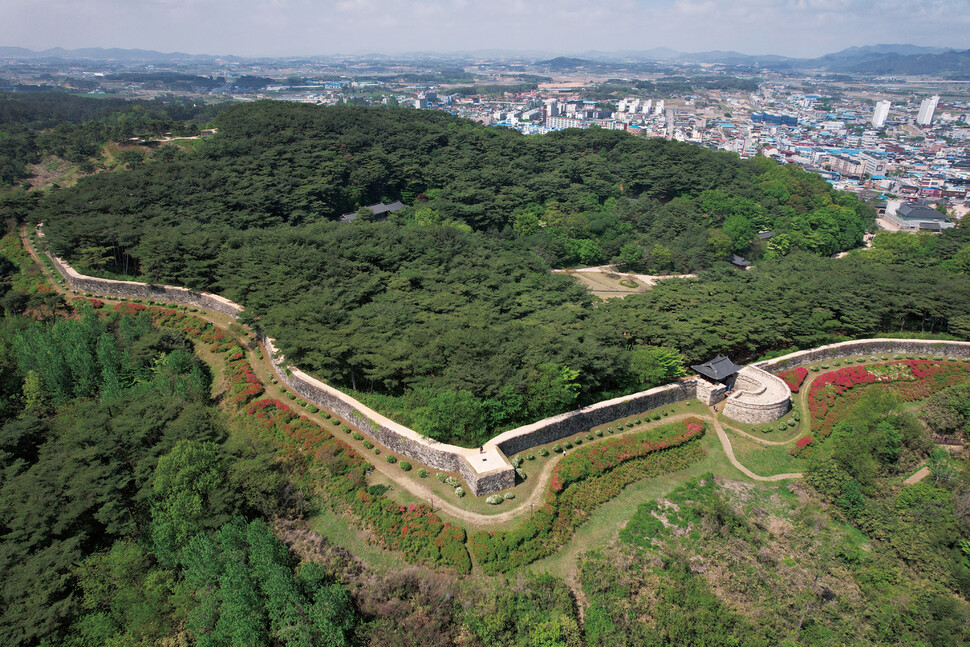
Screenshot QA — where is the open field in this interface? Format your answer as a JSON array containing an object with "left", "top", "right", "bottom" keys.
[
  {"left": 558, "top": 268, "right": 651, "bottom": 298},
  {"left": 722, "top": 426, "right": 807, "bottom": 477},
  {"left": 555, "top": 266, "right": 698, "bottom": 299},
  {"left": 530, "top": 431, "right": 741, "bottom": 579}
]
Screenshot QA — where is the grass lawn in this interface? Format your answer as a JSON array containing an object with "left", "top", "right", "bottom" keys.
[
  {"left": 562, "top": 269, "right": 650, "bottom": 299},
  {"left": 530, "top": 431, "right": 744, "bottom": 579},
  {"left": 306, "top": 511, "right": 410, "bottom": 572},
  {"left": 724, "top": 427, "right": 807, "bottom": 477},
  {"left": 723, "top": 409, "right": 805, "bottom": 443},
  {"left": 170, "top": 137, "right": 204, "bottom": 149}
]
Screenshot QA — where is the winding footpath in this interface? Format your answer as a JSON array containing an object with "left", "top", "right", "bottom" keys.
[
  {"left": 708, "top": 411, "right": 804, "bottom": 481},
  {"left": 21, "top": 227, "right": 803, "bottom": 528}
]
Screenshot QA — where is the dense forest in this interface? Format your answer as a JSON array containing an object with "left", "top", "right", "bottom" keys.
[
  {"left": 0, "top": 93, "right": 224, "bottom": 185},
  {"left": 0, "top": 231, "right": 600, "bottom": 647},
  {"left": 2, "top": 93, "right": 970, "bottom": 647},
  {"left": 26, "top": 100, "right": 902, "bottom": 442},
  {"left": 36, "top": 100, "right": 873, "bottom": 266}
]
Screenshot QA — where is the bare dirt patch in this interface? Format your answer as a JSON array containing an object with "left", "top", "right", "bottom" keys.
[{"left": 559, "top": 269, "right": 651, "bottom": 299}]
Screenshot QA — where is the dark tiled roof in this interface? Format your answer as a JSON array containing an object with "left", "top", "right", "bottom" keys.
[
  {"left": 730, "top": 255, "right": 752, "bottom": 267},
  {"left": 692, "top": 356, "right": 744, "bottom": 381},
  {"left": 340, "top": 201, "right": 406, "bottom": 222},
  {"left": 897, "top": 203, "right": 947, "bottom": 221}
]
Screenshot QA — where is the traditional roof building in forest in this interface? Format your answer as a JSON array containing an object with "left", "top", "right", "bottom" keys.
[
  {"left": 339, "top": 200, "right": 405, "bottom": 223},
  {"left": 692, "top": 356, "right": 744, "bottom": 383}
]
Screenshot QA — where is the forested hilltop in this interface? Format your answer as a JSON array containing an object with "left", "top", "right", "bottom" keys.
[
  {"left": 37, "top": 100, "right": 873, "bottom": 269},
  {"left": 30, "top": 101, "right": 970, "bottom": 445},
  {"left": 0, "top": 92, "right": 223, "bottom": 186}
]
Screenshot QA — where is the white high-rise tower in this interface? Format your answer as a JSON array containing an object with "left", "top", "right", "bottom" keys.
[
  {"left": 871, "top": 100, "right": 890, "bottom": 127},
  {"left": 917, "top": 95, "right": 939, "bottom": 126}
]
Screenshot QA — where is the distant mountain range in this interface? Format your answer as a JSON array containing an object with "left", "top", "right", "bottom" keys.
[
  {"left": 0, "top": 46, "right": 227, "bottom": 63},
  {"left": 2, "top": 44, "right": 969, "bottom": 76},
  {"left": 563, "top": 44, "right": 968, "bottom": 75}
]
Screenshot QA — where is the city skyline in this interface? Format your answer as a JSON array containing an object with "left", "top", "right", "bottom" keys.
[{"left": 3, "top": 0, "right": 969, "bottom": 59}]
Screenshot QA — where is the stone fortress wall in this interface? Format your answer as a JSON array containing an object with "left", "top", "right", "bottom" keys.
[
  {"left": 755, "top": 338, "right": 970, "bottom": 373},
  {"left": 49, "top": 250, "right": 705, "bottom": 494},
  {"left": 721, "top": 365, "right": 792, "bottom": 424},
  {"left": 260, "top": 337, "right": 517, "bottom": 494},
  {"left": 45, "top": 249, "right": 970, "bottom": 495},
  {"left": 49, "top": 255, "right": 244, "bottom": 319},
  {"left": 493, "top": 380, "right": 697, "bottom": 458}
]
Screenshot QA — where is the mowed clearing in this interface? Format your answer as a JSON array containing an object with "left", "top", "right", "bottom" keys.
[{"left": 555, "top": 266, "right": 696, "bottom": 299}]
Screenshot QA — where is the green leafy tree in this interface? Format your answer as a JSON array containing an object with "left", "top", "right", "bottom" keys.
[
  {"left": 526, "top": 364, "right": 581, "bottom": 419},
  {"left": 628, "top": 345, "right": 687, "bottom": 388},
  {"left": 21, "top": 369, "right": 48, "bottom": 417},
  {"left": 617, "top": 242, "right": 641, "bottom": 269},
  {"left": 413, "top": 389, "right": 485, "bottom": 445},
  {"left": 68, "top": 541, "right": 179, "bottom": 647},
  {"left": 150, "top": 440, "right": 229, "bottom": 565}
]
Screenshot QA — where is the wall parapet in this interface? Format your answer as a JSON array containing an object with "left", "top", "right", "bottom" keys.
[
  {"left": 755, "top": 339, "right": 970, "bottom": 374},
  {"left": 49, "top": 254, "right": 244, "bottom": 319},
  {"left": 51, "top": 250, "right": 970, "bottom": 496}
]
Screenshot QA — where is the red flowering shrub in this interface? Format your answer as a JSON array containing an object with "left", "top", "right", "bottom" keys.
[
  {"left": 470, "top": 418, "right": 707, "bottom": 574},
  {"left": 226, "top": 359, "right": 264, "bottom": 406},
  {"left": 71, "top": 296, "right": 104, "bottom": 309},
  {"left": 778, "top": 367, "right": 808, "bottom": 393},
  {"left": 790, "top": 435, "right": 814, "bottom": 456},
  {"left": 112, "top": 302, "right": 146, "bottom": 315},
  {"left": 809, "top": 360, "right": 970, "bottom": 438},
  {"left": 550, "top": 418, "right": 706, "bottom": 493}
]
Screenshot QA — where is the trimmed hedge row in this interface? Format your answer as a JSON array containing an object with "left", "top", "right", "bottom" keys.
[
  {"left": 469, "top": 418, "right": 707, "bottom": 574},
  {"left": 127, "top": 304, "right": 473, "bottom": 573},
  {"left": 809, "top": 360, "right": 970, "bottom": 439}
]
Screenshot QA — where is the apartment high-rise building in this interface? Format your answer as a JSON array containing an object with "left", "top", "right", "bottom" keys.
[
  {"left": 871, "top": 100, "right": 891, "bottom": 127},
  {"left": 917, "top": 95, "right": 940, "bottom": 126}
]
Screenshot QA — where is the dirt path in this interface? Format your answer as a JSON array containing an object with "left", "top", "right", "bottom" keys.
[
  {"left": 23, "top": 227, "right": 803, "bottom": 524},
  {"left": 21, "top": 227, "right": 67, "bottom": 295},
  {"left": 719, "top": 421, "right": 801, "bottom": 446},
  {"left": 904, "top": 465, "right": 930, "bottom": 485},
  {"left": 708, "top": 408, "right": 803, "bottom": 481},
  {"left": 553, "top": 265, "right": 696, "bottom": 287},
  {"left": 342, "top": 411, "right": 710, "bottom": 527}
]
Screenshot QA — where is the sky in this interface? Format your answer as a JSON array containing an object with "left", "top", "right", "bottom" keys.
[{"left": 2, "top": 0, "right": 969, "bottom": 58}]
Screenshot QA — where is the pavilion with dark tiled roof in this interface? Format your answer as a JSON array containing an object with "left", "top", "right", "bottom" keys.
[
  {"left": 692, "top": 355, "right": 744, "bottom": 383},
  {"left": 339, "top": 200, "right": 406, "bottom": 223}
]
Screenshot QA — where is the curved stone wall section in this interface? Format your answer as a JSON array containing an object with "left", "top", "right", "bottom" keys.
[
  {"left": 49, "top": 254, "right": 244, "bottom": 319},
  {"left": 755, "top": 339, "right": 970, "bottom": 374},
  {"left": 261, "top": 338, "right": 516, "bottom": 494},
  {"left": 721, "top": 366, "right": 791, "bottom": 424}
]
